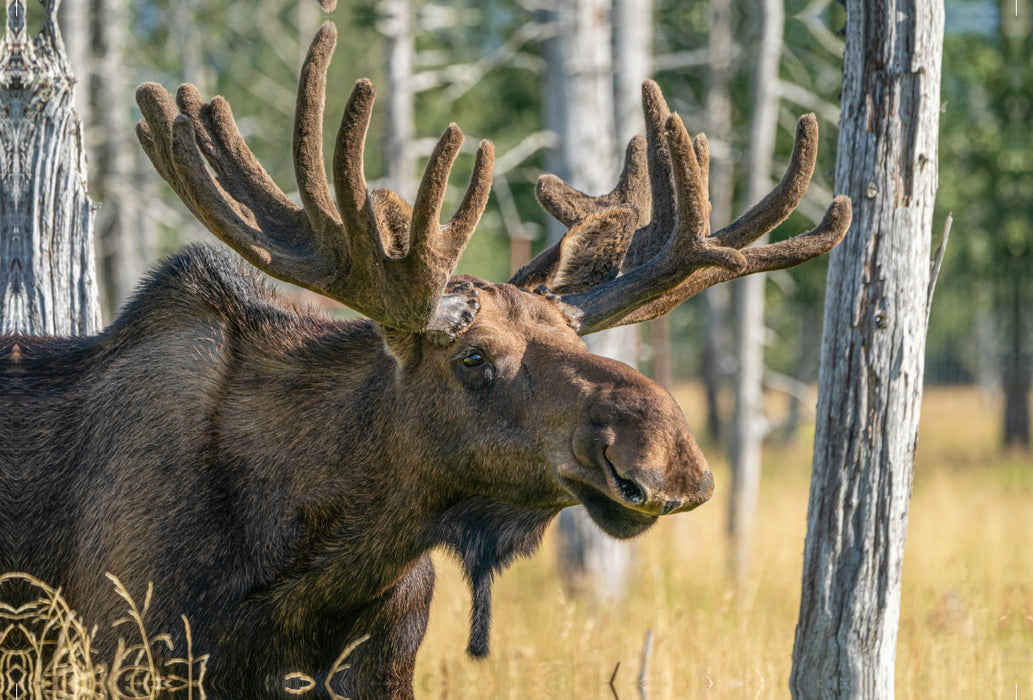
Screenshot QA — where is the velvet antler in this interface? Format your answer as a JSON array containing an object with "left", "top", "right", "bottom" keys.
[
  {"left": 514, "top": 80, "right": 851, "bottom": 334},
  {"left": 136, "top": 22, "right": 494, "bottom": 342}
]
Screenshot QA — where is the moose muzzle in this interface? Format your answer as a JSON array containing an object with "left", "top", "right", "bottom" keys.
[{"left": 559, "top": 364, "right": 714, "bottom": 539}]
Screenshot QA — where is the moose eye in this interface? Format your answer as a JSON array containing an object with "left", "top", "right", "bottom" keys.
[
  {"left": 454, "top": 350, "right": 495, "bottom": 390},
  {"left": 461, "top": 352, "right": 485, "bottom": 368}
]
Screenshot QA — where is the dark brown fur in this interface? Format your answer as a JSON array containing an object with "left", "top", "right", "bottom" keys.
[{"left": 0, "top": 245, "right": 712, "bottom": 698}]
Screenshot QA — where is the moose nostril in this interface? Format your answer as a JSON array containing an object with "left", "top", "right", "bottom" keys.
[
  {"left": 614, "top": 472, "right": 646, "bottom": 505},
  {"left": 602, "top": 452, "right": 646, "bottom": 506},
  {"left": 662, "top": 499, "right": 681, "bottom": 515}
]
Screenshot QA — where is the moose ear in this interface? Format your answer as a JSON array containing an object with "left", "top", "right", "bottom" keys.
[{"left": 509, "top": 206, "right": 639, "bottom": 294}]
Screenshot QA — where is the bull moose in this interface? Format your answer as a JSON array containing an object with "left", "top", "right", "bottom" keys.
[{"left": 0, "top": 22, "right": 850, "bottom": 699}]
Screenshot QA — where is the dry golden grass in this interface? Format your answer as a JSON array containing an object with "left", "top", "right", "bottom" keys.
[
  {"left": 0, "top": 573, "right": 207, "bottom": 699},
  {"left": 414, "top": 385, "right": 1033, "bottom": 699}
]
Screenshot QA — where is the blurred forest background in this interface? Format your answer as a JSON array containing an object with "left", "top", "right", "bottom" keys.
[{"left": 47, "top": 0, "right": 1031, "bottom": 453}]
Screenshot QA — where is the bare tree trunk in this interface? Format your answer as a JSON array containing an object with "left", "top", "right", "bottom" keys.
[
  {"left": 779, "top": 312, "right": 820, "bottom": 442},
  {"left": 380, "top": 0, "right": 416, "bottom": 201},
  {"left": 701, "top": 0, "right": 735, "bottom": 442},
  {"left": 0, "top": 0, "right": 100, "bottom": 336},
  {"left": 790, "top": 0, "right": 944, "bottom": 696},
  {"left": 727, "top": 0, "right": 782, "bottom": 591},
  {"left": 541, "top": 0, "right": 631, "bottom": 601},
  {"left": 94, "top": 0, "right": 148, "bottom": 318},
  {"left": 56, "top": 0, "right": 88, "bottom": 118},
  {"left": 1002, "top": 276, "right": 1030, "bottom": 448}
]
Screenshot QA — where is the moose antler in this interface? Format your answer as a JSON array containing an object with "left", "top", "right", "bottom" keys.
[
  {"left": 135, "top": 22, "right": 494, "bottom": 341},
  {"left": 516, "top": 80, "right": 851, "bottom": 334}
]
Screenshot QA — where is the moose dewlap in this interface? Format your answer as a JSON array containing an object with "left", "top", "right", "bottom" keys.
[{"left": 0, "top": 21, "right": 849, "bottom": 700}]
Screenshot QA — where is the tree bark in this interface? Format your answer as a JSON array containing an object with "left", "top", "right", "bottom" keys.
[
  {"left": 1002, "top": 276, "right": 1030, "bottom": 448},
  {"left": 94, "top": 0, "right": 150, "bottom": 318},
  {"left": 0, "top": 0, "right": 100, "bottom": 336},
  {"left": 700, "top": 0, "right": 735, "bottom": 442},
  {"left": 790, "top": 1, "right": 944, "bottom": 696},
  {"left": 727, "top": 0, "right": 782, "bottom": 591},
  {"left": 380, "top": 0, "right": 416, "bottom": 202}
]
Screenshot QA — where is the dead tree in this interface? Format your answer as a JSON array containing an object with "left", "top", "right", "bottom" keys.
[
  {"left": 791, "top": 0, "right": 946, "bottom": 696},
  {"left": 0, "top": 0, "right": 100, "bottom": 335},
  {"left": 727, "top": 0, "right": 784, "bottom": 591}
]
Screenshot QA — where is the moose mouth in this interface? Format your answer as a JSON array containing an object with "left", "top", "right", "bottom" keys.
[{"left": 558, "top": 476, "right": 658, "bottom": 539}]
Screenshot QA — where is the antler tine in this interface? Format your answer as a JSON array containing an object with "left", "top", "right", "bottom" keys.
[
  {"left": 607, "top": 196, "right": 852, "bottom": 327},
  {"left": 712, "top": 113, "right": 819, "bottom": 249},
  {"left": 332, "top": 78, "right": 376, "bottom": 238},
  {"left": 174, "top": 85, "right": 297, "bottom": 220},
  {"left": 546, "top": 81, "right": 849, "bottom": 335},
  {"left": 136, "top": 85, "right": 205, "bottom": 224},
  {"left": 293, "top": 22, "right": 346, "bottom": 248},
  {"left": 535, "top": 134, "right": 650, "bottom": 228},
  {"left": 137, "top": 21, "right": 495, "bottom": 340}
]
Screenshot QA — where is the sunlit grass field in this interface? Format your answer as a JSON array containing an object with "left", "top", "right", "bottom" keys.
[{"left": 414, "top": 386, "right": 1033, "bottom": 699}]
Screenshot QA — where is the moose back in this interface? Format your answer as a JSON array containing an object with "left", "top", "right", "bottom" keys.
[{"left": 0, "top": 22, "right": 849, "bottom": 699}]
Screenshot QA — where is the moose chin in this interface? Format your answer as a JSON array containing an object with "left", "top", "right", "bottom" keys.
[{"left": 0, "top": 21, "right": 849, "bottom": 700}]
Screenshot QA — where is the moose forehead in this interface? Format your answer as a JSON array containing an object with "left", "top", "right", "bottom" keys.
[{"left": 451, "top": 278, "right": 582, "bottom": 344}]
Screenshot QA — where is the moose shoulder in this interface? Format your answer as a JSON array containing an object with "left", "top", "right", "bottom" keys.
[{"left": 1, "top": 21, "right": 850, "bottom": 700}]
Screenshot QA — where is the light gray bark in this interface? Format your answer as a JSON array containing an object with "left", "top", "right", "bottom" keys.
[
  {"left": 700, "top": 0, "right": 735, "bottom": 441},
  {"left": 541, "top": 0, "right": 632, "bottom": 601},
  {"left": 55, "top": 0, "right": 87, "bottom": 118},
  {"left": 379, "top": 0, "right": 416, "bottom": 202},
  {"left": 728, "top": 0, "right": 782, "bottom": 591},
  {"left": 0, "top": 0, "right": 100, "bottom": 336},
  {"left": 790, "top": 0, "right": 944, "bottom": 696},
  {"left": 94, "top": 0, "right": 149, "bottom": 317}
]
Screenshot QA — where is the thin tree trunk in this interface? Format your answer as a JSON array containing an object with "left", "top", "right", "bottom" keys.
[
  {"left": 1002, "top": 276, "right": 1030, "bottom": 447},
  {"left": 541, "top": 0, "right": 631, "bottom": 601},
  {"left": 56, "top": 0, "right": 88, "bottom": 119},
  {"left": 727, "top": 0, "right": 782, "bottom": 591},
  {"left": 780, "top": 312, "right": 820, "bottom": 442},
  {"left": 701, "top": 0, "right": 735, "bottom": 442},
  {"left": 0, "top": 0, "right": 100, "bottom": 336},
  {"left": 95, "top": 0, "right": 146, "bottom": 318},
  {"left": 380, "top": 0, "right": 416, "bottom": 202},
  {"left": 171, "top": 0, "right": 205, "bottom": 91},
  {"left": 790, "top": 0, "right": 944, "bottom": 696}
]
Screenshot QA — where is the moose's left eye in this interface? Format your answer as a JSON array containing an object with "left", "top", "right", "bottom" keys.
[{"left": 461, "top": 353, "right": 485, "bottom": 368}]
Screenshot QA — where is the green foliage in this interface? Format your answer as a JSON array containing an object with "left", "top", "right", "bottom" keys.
[{"left": 930, "top": 0, "right": 1032, "bottom": 384}]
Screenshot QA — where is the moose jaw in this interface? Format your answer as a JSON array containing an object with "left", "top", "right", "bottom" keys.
[{"left": 0, "top": 21, "right": 851, "bottom": 700}]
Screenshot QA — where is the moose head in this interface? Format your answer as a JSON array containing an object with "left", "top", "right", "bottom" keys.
[{"left": 7, "top": 19, "right": 849, "bottom": 699}]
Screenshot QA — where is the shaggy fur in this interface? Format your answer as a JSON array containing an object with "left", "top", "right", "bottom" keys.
[{"left": 0, "top": 245, "right": 713, "bottom": 698}]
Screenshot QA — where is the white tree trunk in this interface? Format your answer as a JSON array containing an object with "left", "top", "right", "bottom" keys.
[
  {"left": 0, "top": 0, "right": 100, "bottom": 336},
  {"left": 379, "top": 0, "right": 416, "bottom": 202},
  {"left": 56, "top": 0, "right": 88, "bottom": 119},
  {"left": 95, "top": 0, "right": 148, "bottom": 317},
  {"left": 790, "top": 0, "right": 944, "bottom": 696},
  {"left": 728, "top": 0, "right": 782, "bottom": 591},
  {"left": 542, "top": 0, "right": 632, "bottom": 601},
  {"left": 700, "top": 0, "right": 735, "bottom": 441}
]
